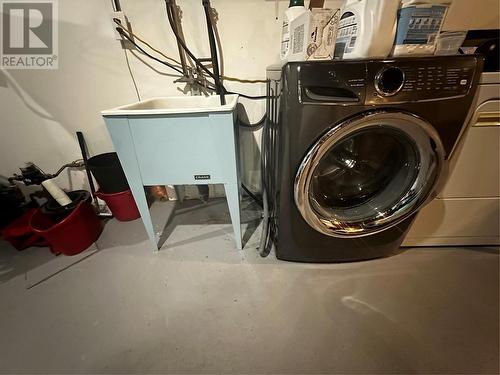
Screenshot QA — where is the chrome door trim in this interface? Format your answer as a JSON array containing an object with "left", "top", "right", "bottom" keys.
[{"left": 294, "top": 111, "right": 446, "bottom": 238}]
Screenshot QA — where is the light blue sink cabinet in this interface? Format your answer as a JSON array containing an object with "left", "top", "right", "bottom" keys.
[{"left": 101, "top": 94, "right": 242, "bottom": 251}]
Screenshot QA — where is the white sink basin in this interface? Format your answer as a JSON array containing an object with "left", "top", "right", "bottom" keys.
[{"left": 102, "top": 94, "right": 238, "bottom": 116}]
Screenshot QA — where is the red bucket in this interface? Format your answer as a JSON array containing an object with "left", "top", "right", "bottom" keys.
[
  {"left": 30, "top": 199, "right": 102, "bottom": 256},
  {"left": 2, "top": 208, "right": 49, "bottom": 250},
  {"left": 96, "top": 189, "right": 140, "bottom": 221}
]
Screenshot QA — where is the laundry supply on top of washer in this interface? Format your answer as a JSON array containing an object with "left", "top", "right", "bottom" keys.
[
  {"left": 334, "top": 0, "right": 400, "bottom": 59},
  {"left": 280, "top": 0, "right": 455, "bottom": 61},
  {"left": 392, "top": 0, "right": 452, "bottom": 56},
  {"left": 307, "top": 8, "right": 340, "bottom": 61},
  {"left": 280, "top": 0, "right": 310, "bottom": 62},
  {"left": 434, "top": 30, "right": 467, "bottom": 56},
  {"left": 280, "top": 0, "right": 340, "bottom": 62}
]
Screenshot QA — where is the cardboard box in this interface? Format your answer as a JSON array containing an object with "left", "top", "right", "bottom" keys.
[{"left": 306, "top": 8, "right": 340, "bottom": 61}]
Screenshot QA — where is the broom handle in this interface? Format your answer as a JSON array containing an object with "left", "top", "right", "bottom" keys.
[{"left": 76, "top": 132, "right": 99, "bottom": 211}]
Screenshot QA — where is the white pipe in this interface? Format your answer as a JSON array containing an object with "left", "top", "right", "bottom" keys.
[{"left": 41, "top": 179, "right": 72, "bottom": 206}]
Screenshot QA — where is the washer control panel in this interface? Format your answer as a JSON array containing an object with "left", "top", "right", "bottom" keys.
[
  {"left": 295, "top": 56, "right": 480, "bottom": 105},
  {"left": 367, "top": 56, "right": 478, "bottom": 104},
  {"left": 401, "top": 65, "right": 472, "bottom": 95}
]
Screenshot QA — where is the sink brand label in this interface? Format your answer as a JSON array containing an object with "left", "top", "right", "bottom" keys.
[{"left": 194, "top": 174, "right": 211, "bottom": 180}]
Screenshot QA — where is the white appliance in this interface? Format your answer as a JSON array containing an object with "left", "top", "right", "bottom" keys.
[{"left": 403, "top": 71, "right": 500, "bottom": 246}]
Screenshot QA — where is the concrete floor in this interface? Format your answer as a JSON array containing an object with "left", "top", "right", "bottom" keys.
[{"left": 0, "top": 197, "right": 498, "bottom": 374}]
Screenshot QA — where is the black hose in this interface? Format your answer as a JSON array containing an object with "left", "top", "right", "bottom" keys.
[
  {"left": 241, "top": 182, "right": 263, "bottom": 208},
  {"left": 202, "top": 0, "right": 225, "bottom": 105},
  {"left": 112, "top": 0, "right": 121, "bottom": 12},
  {"left": 165, "top": 1, "right": 219, "bottom": 82},
  {"left": 165, "top": 1, "right": 272, "bottom": 101},
  {"left": 238, "top": 113, "right": 266, "bottom": 129}
]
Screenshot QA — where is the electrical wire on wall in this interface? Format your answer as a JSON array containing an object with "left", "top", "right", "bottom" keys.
[
  {"left": 120, "top": 25, "right": 183, "bottom": 66},
  {"left": 114, "top": 15, "right": 266, "bottom": 84},
  {"left": 116, "top": 26, "right": 184, "bottom": 74},
  {"left": 123, "top": 49, "right": 141, "bottom": 101},
  {"left": 111, "top": 0, "right": 144, "bottom": 101},
  {"left": 114, "top": 20, "right": 210, "bottom": 91},
  {"left": 113, "top": 16, "right": 269, "bottom": 100}
]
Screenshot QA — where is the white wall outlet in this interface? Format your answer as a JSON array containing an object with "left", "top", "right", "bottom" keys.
[{"left": 111, "top": 11, "right": 128, "bottom": 40}]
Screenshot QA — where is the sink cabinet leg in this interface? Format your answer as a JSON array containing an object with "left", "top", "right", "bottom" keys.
[
  {"left": 130, "top": 182, "right": 158, "bottom": 252},
  {"left": 224, "top": 183, "right": 242, "bottom": 250},
  {"left": 105, "top": 118, "right": 158, "bottom": 252}
]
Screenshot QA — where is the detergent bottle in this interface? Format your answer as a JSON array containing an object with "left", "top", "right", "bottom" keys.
[
  {"left": 280, "top": 0, "right": 311, "bottom": 62},
  {"left": 334, "top": 0, "right": 400, "bottom": 59}
]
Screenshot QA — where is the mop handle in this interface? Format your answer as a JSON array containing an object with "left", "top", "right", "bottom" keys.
[{"left": 76, "top": 132, "right": 99, "bottom": 211}]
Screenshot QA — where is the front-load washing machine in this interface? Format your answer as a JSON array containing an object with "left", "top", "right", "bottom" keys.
[{"left": 261, "top": 55, "right": 483, "bottom": 262}]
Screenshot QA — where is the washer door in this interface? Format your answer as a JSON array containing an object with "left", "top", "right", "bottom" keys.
[{"left": 294, "top": 112, "right": 445, "bottom": 237}]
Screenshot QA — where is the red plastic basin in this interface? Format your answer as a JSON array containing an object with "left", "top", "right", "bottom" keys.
[
  {"left": 96, "top": 189, "right": 140, "bottom": 222},
  {"left": 30, "top": 199, "right": 102, "bottom": 256}
]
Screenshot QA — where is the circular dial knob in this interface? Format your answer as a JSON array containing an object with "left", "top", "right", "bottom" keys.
[{"left": 376, "top": 67, "right": 405, "bottom": 96}]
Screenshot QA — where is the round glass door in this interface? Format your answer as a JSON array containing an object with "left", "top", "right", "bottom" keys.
[{"left": 294, "top": 112, "right": 445, "bottom": 237}]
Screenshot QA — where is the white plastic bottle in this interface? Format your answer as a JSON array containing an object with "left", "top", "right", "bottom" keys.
[
  {"left": 280, "top": 0, "right": 310, "bottom": 62},
  {"left": 334, "top": 0, "right": 400, "bottom": 59},
  {"left": 41, "top": 179, "right": 72, "bottom": 206}
]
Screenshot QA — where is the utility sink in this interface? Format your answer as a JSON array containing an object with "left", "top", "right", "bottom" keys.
[
  {"left": 101, "top": 93, "right": 243, "bottom": 251},
  {"left": 101, "top": 94, "right": 238, "bottom": 116}
]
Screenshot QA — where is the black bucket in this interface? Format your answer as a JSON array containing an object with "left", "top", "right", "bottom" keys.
[
  {"left": 87, "top": 152, "right": 129, "bottom": 194},
  {"left": 40, "top": 190, "right": 91, "bottom": 222}
]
